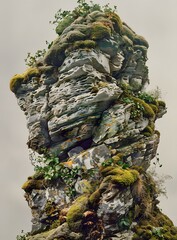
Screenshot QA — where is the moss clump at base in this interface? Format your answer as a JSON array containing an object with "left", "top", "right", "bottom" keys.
[
  {"left": 10, "top": 67, "right": 40, "bottom": 93},
  {"left": 133, "top": 212, "right": 177, "bottom": 240},
  {"left": 66, "top": 194, "right": 89, "bottom": 232}
]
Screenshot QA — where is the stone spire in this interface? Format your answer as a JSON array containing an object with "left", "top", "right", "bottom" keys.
[{"left": 11, "top": 2, "right": 176, "bottom": 240}]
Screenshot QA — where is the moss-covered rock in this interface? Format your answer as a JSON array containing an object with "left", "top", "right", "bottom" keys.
[
  {"left": 22, "top": 179, "right": 46, "bottom": 192},
  {"left": 106, "top": 12, "right": 123, "bottom": 33},
  {"left": 132, "top": 96, "right": 156, "bottom": 119},
  {"left": 56, "top": 15, "right": 75, "bottom": 35},
  {"left": 66, "top": 194, "right": 89, "bottom": 232},
  {"left": 90, "top": 22, "right": 111, "bottom": 40},
  {"left": 44, "top": 41, "right": 68, "bottom": 66},
  {"left": 10, "top": 67, "right": 40, "bottom": 93},
  {"left": 122, "top": 23, "right": 135, "bottom": 41},
  {"left": 134, "top": 34, "right": 149, "bottom": 48},
  {"left": 68, "top": 40, "right": 96, "bottom": 52},
  {"left": 101, "top": 166, "right": 139, "bottom": 187}
]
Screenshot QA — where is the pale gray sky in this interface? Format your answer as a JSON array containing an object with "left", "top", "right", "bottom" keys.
[{"left": 0, "top": 0, "right": 177, "bottom": 239}]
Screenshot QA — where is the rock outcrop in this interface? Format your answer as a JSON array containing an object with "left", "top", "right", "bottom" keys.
[{"left": 11, "top": 2, "right": 177, "bottom": 240}]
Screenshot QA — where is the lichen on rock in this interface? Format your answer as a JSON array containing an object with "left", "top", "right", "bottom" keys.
[{"left": 10, "top": 1, "right": 173, "bottom": 240}]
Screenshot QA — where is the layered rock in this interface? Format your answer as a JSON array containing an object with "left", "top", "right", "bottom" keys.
[{"left": 11, "top": 3, "right": 177, "bottom": 240}]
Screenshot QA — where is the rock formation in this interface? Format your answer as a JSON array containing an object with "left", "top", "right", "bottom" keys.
[{"left": 11, "top": 1, "right": 177, "bottom": 240}]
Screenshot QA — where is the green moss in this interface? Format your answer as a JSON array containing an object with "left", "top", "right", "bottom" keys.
[
  {"left": 106, "top": 12, "right": 123, "bottom": 33},
  {"left": 102, "top": 166, "right": 139, "bottom": 187},
  {"left": 122, "top": 24, "right": 135, "bottom": 41},
  {"left": 56, "top": 15, "right": 75, "bottom": 35},
  {"left": 100, "top": 166, "right": 115, "bottom": 174},
  {"left": 10, "top": 67, "right": 40, "bottom": 93},
  {"left": 66, "top": 194, "right": 89, "bottom": 231},
  {"left": 157, "top": 100, "right": 166, "bottom": 108},
  {"left": 89, "top": 189, "right": 101, "bottom": 205},
  {"left": 90, "top": 22, "right": 111, "bottom": 40},
  {"left": 132, "top": 209, "right": 177, "bottom": 240},
  {"left": 142, "top": 125, "right": 154, "bottom": 137},
  {"left": 22, "top": 179, "right": 46, "bottom": 192},
  {"left": 69, "top": 40, "right": 96, "bottom": 51},
  {"left": 134, "top": 34, "right": 149, "bottom": 48},
  {"left": 44, "top": 42, "right": 68, "bottom": 66},
  {"left": 149, "top": 104, "right": 159, "bottom": 114},
  {"left": 171, "top": 226, "right": 177, "bottom": 235},
  {"left": 10, "top": 74, "right": 24, "bottom": 93},
  {"left": 67, "top": 30, "right": 86, "bottom": 42},
  {"left": 112, "top": 153, "right": 124, "bottom": 163},
  {"left": 132, "top": 97, "right": 155, "bottom": 119},
  {"left": 122, "top": 35, "right": 133, "bottom": 46},
  {"left": 31, "top": 171, "right": 45, "bottom": 180},
  {"left": 50, "top": 220, "right": 60, "bottom": 230}
]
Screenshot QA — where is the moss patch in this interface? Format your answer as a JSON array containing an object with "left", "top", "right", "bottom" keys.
[
  {"left": 132, "top": 96, "right": 155, "bottom": 119},
  {"left": 10, "top": 67, "right": 40, "bottom": 93},
  {"left": 68, "top": 40, "right": 96, "bottom": 52},
  {"left": 106, "top": 12, "right": 123, "bottom": 33},
  {"left": 56, "top": 15, "right": 75, "bottom": 35},
  {"left": 101, "top": 166, "right": 139, "bottom": 187},
  {"left": 90, "top": 22, "right": 111, "bottom": 40},
  {"left": 122, "top": 24, "right": 135, "bottom": 41},
  {"left": 133, "top": 211, "right": 177, "bottom": 240},
  {"left": 22, "top": 179, "right": 46, "bottom": 192},
  {"left": 66, "top": 194, "right": 89, "bottom": 231},
  {"left": 134, "top": 34, "right": 149, "bottom": 48}
]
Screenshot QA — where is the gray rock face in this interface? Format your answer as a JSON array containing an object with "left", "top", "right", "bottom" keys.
[
  {"left": 11, "top": 7, "right": 167, "bottom": 240},
  {"left": 97, "top": 187, "right": 133, "bottom": 234}
]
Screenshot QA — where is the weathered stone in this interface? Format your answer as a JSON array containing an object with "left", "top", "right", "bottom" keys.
[
  {"left": 59, "top": 49, "right": 110, "bottom": 74},
  {"left": 97, "top": 186, "right": 133, "bottom": 234},
  {"left": 71, "top": 144, "right": 111, "bottom": 170},
  {"left": 10, "top": 4, "right": 170, "bottom": 240}
]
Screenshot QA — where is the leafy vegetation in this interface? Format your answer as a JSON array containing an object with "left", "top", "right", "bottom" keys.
[
  {"left": 24, "top": 49, "right": 46, "bottom": 67},
  {"left": 51, "top": 0, "right": 117, "bottom": 29},
  {"left": 16, "top": 230, "right": 28, "bottom": 240},
  {"left": 33, "top": 152, "right": 81, "bottom": 198}
]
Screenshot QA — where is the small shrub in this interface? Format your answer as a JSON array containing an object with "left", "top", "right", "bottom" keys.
[
  {"left": 16, "top": 230, "right": 28, "bottom": 240},
  {"left": 25, "top": 49, "right": 46, "bottom": 67}
]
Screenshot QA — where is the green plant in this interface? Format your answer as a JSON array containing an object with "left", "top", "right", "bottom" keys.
[
  {"left": 16, "top": 230, "right": 28, "bottom": 240},
  {"left": 101, "top": 158, "right": 114, "bottom": 167},
  {"left": 152, "top": 227, "right": 164, "bottom": 239},
  {"left": 118, "top": 217, "right": 131, "bottom": 230},
  {"left": 34, "top": 153, "right": 81, "bottom": 198},
  {"left": 138, "top": 92, "right": 156, "bottom": 104},
  {"left": 130, "top": 101, "right": 145, "bottom": 119},
  {"left": 25, "top": 49, "right": 46, "bottom": 67},
  {"left": 51, "top": 0, "right": 118, "bottom": 31}
]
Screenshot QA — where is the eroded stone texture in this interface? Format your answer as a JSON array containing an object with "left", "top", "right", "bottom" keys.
[{"left": 10, "top": 6, "right": 170, "bottom": 240}]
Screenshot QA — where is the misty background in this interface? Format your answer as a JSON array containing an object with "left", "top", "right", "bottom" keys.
[{"left": 0, "top": 0, "right": 177, "bottom": 239}]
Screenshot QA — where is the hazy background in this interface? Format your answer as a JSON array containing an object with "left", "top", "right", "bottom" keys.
[{"left": 0, "top": 0, "right": 177, "bottom": 239}]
